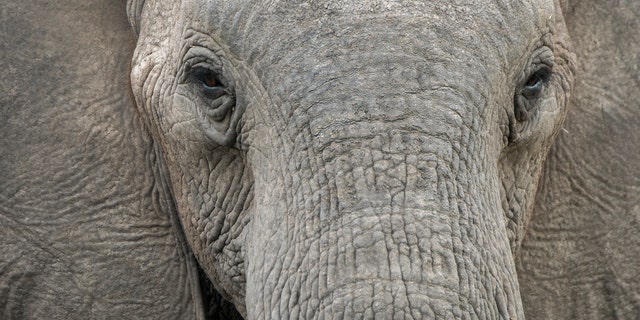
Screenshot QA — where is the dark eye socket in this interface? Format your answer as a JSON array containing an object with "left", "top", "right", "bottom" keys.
[
  {"left": 202, "top": 73, "right": 219, "bottom": 88},
  {"left": 189, "top": 67, "right": 226, "bottom": 99},
  {"left": 522, "top": 67, "right": 552, "bottom": 99},
  {"left": 191, "top": 67, "right": 223, "bottom": 88}
]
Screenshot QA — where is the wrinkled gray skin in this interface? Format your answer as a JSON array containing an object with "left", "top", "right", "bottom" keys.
[{"left": 1, "top": 0, "right": 639, "bottom": 319}]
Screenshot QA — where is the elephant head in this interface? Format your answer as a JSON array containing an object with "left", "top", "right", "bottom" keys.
[
  {"left": 127, "top": 0, "right": 574, "bottom": 318},
  {"left": 6, "top": 0, "right": 640, "bottom": 319}
]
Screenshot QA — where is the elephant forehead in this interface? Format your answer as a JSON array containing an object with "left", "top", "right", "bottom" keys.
[
  {"left": 195, "top": 0, "right": 555, "bottom": 59},
  {"left": 200, "top": 0, "right": 553, "bottom": 23}
]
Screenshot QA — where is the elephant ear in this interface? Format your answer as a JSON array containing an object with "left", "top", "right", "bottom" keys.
[
  {"left": 0, "top": 1, "right": 206, "bottom": 318},
  {"left": 518, "top": 1, "right": 640, "bottom": 318}
]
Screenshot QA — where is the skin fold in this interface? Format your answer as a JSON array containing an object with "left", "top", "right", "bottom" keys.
[{"left": 1, "top": 0, "right": 638, "bottom": 319}]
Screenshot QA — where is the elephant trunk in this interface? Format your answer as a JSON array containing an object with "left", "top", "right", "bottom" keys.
[
  {"left": 235, "top": 5, "right": 525, "bottom": 318},
  {"left": 245, "top": 116, "right": 523, "bottom": 319}
]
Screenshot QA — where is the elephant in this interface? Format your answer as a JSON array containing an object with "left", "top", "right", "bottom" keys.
[{"left": 1, "top": 0, "right": 639, "bottom": 319}]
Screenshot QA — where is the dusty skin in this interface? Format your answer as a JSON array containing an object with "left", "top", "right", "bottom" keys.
[{"left": 1, "top": 0, "right": 639, "bottom": 319}]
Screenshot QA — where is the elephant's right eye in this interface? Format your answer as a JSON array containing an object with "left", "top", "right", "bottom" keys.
[
  {"left": 190, "top": 67, "right": 226, "bottom": 99},
  {"left": 202, "top": 73, "right": 219, "bottom": 88}
]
